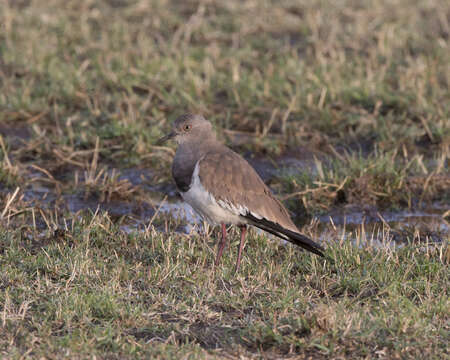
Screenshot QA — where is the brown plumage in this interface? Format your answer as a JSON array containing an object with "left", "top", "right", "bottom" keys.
[
  {"left": 158, "top": 113, "right": 325, "bottom": 272},
  {"left": 198, "top": 150, "right": 298, "bottom": 233}
]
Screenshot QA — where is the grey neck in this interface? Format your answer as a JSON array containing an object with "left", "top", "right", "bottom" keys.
[{"left": 172, "top": 138, "right": 220, "bottom": 192}]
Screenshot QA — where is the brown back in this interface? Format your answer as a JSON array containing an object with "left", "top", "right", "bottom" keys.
[{"left": 198, "top": 148, "right": 299, "bottom": 233}]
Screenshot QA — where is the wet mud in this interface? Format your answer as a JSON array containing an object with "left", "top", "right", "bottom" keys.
[{"left": 1, "top": 125, "right": 448, "bottom": 246}]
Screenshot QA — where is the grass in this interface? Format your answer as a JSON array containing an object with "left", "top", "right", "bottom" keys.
[
  {"left": 0, "top": 0, "right": 448, "bottom": 210},
  {"left": 0, "top": 0, "right": 449, "bottom": 358},
  {"left": 0, "top": 213, "right": 448, "bottom": 359},
  {"left": 279, "top": 149, "right": 449, "bottom": 213}
]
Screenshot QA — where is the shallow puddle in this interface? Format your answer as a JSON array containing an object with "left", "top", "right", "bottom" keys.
[
  {"left": 1, "top": 149, "right": 448, "bottom": 246},
  {"left": 115, "top": 195, "right": 448, "bottom": 246}
]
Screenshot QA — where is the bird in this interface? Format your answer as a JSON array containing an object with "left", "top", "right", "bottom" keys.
[{"left": 157, "top": 113, "right": 324, "bottom": 272}]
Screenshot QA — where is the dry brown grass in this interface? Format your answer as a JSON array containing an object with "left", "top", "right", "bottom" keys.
[{"left": 0, "top": 0, "right": 449, "bottom": 358}]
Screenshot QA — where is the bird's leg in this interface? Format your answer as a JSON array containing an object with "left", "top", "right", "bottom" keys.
[
  {"left": 215, "top": 223, "right": 228, "bottom": 267},
  {"left": 235, "top": 225, "right": 247, "bottom": 273}
]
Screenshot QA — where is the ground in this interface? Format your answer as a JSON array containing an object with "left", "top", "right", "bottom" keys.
[{"left": 0, "top": 0, "right": 449, "bottom": 359}]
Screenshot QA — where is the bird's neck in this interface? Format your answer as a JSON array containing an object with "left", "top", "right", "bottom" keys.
[
  {"left": 177, "top": 137, "right": 219, "bottom": 161},
  {"left": 172, "top": 138, "right": 221, "bottom": 192}
]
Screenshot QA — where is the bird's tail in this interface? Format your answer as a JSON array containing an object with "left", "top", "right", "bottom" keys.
[{"left": 244, "top": 213, "right": 325, "bottom": 257}]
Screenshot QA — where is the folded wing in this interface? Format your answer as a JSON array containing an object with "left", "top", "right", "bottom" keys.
[{"left": 198, "top": 149, "right": 324, "bottom": 257}]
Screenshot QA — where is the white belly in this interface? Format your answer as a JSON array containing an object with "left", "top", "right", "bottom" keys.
[
  {"left": 180, "top": 161, "right": 244, "bottom": 225},
  {"left": 181, "top": 183, "right": 243, "bottom": 225}
]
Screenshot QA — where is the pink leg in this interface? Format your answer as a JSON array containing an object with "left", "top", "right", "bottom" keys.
[
  {"left": 215, "top": 223, "right": 227, "bottom": 267},
  {"left": 235, "top": 225, "right": 247, "bottom": 273}
]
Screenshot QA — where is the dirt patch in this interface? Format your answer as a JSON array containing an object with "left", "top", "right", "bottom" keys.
[{"left": 0, "top": 124, "right": 32, "bottom": 149}]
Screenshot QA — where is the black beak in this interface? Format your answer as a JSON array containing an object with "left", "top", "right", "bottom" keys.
[{"left": 156, "top": 132, "right": 175, "bottom": 145}]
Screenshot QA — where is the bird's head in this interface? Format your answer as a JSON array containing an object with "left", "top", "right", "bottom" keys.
[{"left": 157, "top": 113, "right": 215, "bottom": 145}]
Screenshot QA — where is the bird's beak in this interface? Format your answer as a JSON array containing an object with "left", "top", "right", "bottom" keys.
[{"left": 156, "top": 131, "right": 175, "bottom": 145}]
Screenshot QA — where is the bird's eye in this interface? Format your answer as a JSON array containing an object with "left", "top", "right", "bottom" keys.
[{"left": 183, "top": 124, "right": 192, "bottom": 131}]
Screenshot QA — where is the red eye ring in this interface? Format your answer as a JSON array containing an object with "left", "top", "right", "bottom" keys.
[{"left": 184, "top": 124, "right": 192, "bottom": 131}]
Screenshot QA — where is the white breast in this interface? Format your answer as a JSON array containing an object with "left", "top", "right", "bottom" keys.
[{"left": 180, "top": 160, "right": 245, "bottom": 225}]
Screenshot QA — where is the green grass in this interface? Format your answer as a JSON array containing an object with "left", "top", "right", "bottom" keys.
[
  {"left": 0, "top": 0, "right": 449, "bottom": 358},
  {"left": 1, "top": 0, "right": 449, "bottom": 154},
  {"left": 0, "top": 213, "right": 448, "bottom": 359},
  {"left": 0, "top": 0, "right": 448, "bottom": 211},
  {"left": 279, "top": 149, "right": 449, "bottom": 213}
]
